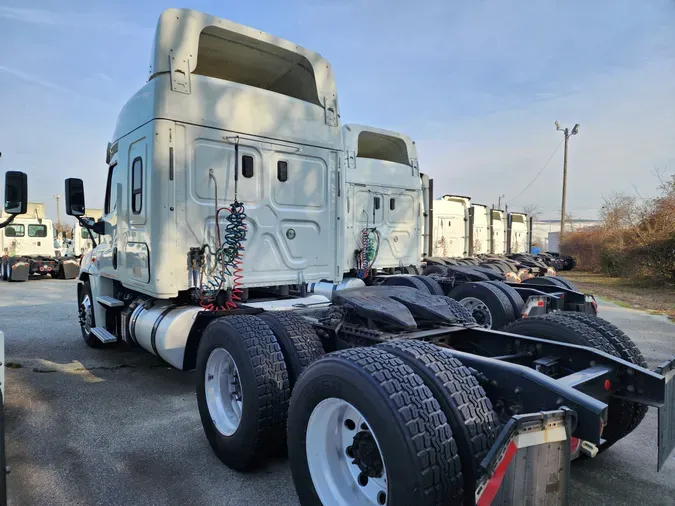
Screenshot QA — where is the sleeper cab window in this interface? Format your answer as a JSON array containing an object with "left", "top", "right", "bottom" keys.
[{"left": 132, "top": 157, "right": 143, "bottom": 214}]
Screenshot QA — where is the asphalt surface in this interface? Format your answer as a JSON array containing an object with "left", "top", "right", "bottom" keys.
[{"left": 1, "top": 278, "right": 674, "bottom": 505}]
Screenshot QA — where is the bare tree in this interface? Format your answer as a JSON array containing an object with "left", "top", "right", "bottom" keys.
[
  {"left": 599, "top": 192, "right": 638, "bottom": 229},
  {"left": 522, "top": 204, "right": 541, "bottom": 221}
]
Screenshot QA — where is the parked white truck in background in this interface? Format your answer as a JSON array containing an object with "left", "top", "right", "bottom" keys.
[
  {"left": 0, "top": 202, "right": 79, "bottom": 281},
  {"left": 432, "top": 195, "right": 470, "bottom": 258},
  {"left": 62, "top": 9, "right": 675, "bottom": 506},
  {"left": 468, "top": 203, "right": 490, "bottom": 255},
  {"left": 341, "top": 124, "right": 421, "bottom": 277},
  {"left": 488, "top": 208, "right": 506, "bottom": 255},
  {"left": 507, "top": 211, "right": 531, "bottom": 254}
]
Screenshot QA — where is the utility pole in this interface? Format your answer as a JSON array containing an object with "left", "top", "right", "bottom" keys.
[
  {"left": 53, "top": 194, "right": 62, "bottom": 232},
  {"left": 497, "top": 194, "right": 505, "bottom": 210},
  {"left": 555, "top": 121, "right": 579, "bottom": 250}
]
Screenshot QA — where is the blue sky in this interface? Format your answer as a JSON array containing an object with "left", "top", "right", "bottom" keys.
[{"left": 1, "top": 0, "right": 674, "bottom": 222}]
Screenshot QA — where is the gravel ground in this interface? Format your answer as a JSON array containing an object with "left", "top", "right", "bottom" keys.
[{"left": 1, "top": 278, "right": 674, "bottom": 505}]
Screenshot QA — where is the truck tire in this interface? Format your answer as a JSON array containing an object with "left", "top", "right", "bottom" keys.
[
  {"left": 288, "top": 347, "right": 462, "bottom": 506},
  {"left": 482, "top": 261, "right": 508, "bottom": 274},
  {"left": 552, "top": 312, "right": 649, "bottom": 441},
  {"left": 522, "top": 276, "right": 569, "bottom": 290},
  {"left": 196, "top": 315, "right": 290, "bottom": 470},
  {"left": 256, "top": 311, "right": 325, "bottom": 388},
  {"left": 448, "top": 282, "right": 515, "bottom": 330},
  {"left": 422, "top": 264, "right": 449, "bottom": 276},
  {"left": 413, "top": 275, "right": 445, "bottom": 296},
  {"left": 77, "top": 281, "right": 102, "bottom": 348},
  {"left": 501, "top": 313, "right": 645, "bottom": 451},
  {"left": 550, "top": 276, "right": 578, "bottom": 291},
  {"left": 443, "top": 297, "right": 478, "bottom": 325},
  {"left": 378, "top": 340, "right": 499, "bottom": 501},
  {"left": 484, "top": 281, "right": 525, "bottom": 318},
  {"left": 380, "top": 274, "right": 433, "bottom": 294}
]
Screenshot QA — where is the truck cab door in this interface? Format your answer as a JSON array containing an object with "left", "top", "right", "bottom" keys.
[{"left": 97, "top": 162, "right": 124, "bottom": 278}]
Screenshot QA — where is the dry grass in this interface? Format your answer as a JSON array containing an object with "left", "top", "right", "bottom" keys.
[{"left": 564, "top": 271, "right": 675, "bottom": 320}]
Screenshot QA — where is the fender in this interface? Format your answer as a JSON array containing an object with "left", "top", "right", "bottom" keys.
[{"left": 78, "top": 249, "right": 98, "bottom": 281}]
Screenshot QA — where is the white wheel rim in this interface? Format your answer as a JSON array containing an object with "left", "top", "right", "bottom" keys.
[
  {"left": 459, "top": 297, "right": 493, "bottom": 328},
  {"left": 80, "top": 294, "right": 93, "bottom": 333},
  {"left": 306, "top": 398, "right": 388, "bottom": 506},
  {"left": 205, "top": 348, "right": 243, "bottom": 436}
]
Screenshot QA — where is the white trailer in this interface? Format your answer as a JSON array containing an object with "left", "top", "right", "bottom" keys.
[{"left": 62, "top": 9, "right": 675, "bottom": 506}]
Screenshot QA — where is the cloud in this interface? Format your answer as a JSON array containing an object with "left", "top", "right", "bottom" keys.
[
  {"left": 0, "top": 65, "right": 110, "bottom": 106},
  {"left": 0, "top": 64, "right": 72, "bottom": 94},
  {"left": 0, "top": 6, "right": 139, "bottom": 33},
  {"left": 98, "top": 72, "right": 112, "bottom": 82},
  {"left": 0, "top": 6, "right": 62, "bottom": 25}
]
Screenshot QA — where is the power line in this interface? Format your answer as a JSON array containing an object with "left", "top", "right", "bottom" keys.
[{"left": 506, "top": 139, "right": 564, "bottom": 206}]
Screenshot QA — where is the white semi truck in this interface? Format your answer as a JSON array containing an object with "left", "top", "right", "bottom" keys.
[
  {"left": 506, "top": 212, "right": 531, "bottom": 254},
  {"left": 0, "top": 202, "right": 79, "bottom": 281},
  {"left": 341, "top": 124, "right": 421, "bottom": 277},
  {"left": 432, "top": 195, "right": 471, "bottom": 258},
  {"left": 64, "top": 9, "right": 675, "bottom": 506}
]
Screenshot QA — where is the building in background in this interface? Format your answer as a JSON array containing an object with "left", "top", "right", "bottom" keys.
[{"left": 532, "top": 219, "right": 600, "bottom": 252}]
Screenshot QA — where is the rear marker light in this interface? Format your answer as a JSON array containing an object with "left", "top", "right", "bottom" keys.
[
  {"left": 537, "top": 301, "right": 544, "bottom": 307},
  {"left": 604, "top": 379, "right": 611, "bottom": 391}
]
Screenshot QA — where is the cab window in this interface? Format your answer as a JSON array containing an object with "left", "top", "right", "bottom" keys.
[
  {"left": 4, "top": 224, "right": 24, "bottom": 237},
  {"left": 131, "top": 157, "right": 143, "bottom": 214},
  {"left": 104, "top": 162, "right": 119, "bottom": 214},
  {"left": 28, "top": 224, "right": 47, "bottom": 237}
]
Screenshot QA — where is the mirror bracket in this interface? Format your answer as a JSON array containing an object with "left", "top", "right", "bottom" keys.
[
  {"left": 76, "top": 217, "right": 100, "bottom": 248},
  {"left": 0, "top": 214, "right": 17, "bottom": 230}
]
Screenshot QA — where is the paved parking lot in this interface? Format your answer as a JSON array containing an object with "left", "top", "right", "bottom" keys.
[{"left": 2, "top": 278, "right": 674, "bottom": 505}]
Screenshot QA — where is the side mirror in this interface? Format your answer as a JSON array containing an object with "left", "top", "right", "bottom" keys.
[
  {"left": 65, "top": 178, "right": 86, "bottom": 217},
  {"left": 4, "top": 171, "right": 28, "bottom": 215}
]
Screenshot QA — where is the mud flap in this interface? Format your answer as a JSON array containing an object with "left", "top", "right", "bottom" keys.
[
  {"left": 657, "top": 356, "right": 675, "bottom": 471},
  {"left": 60, "top": 258, "right": 80, "bottom": 280},
  {"left": 475, "top": 409, "right": 574, "bottom": 506},
  {"left": 8, "top": 260, "right": 29, "bottom": 282}
]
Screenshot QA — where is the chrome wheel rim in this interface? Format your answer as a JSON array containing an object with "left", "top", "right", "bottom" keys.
[
  {"left": 459, "top": 297, "right": 493, "bottom": 328},
  {"left": 205, "top": 348, "right": 243, "bottom": 436},
  {"left": 79, "top": 294, "right": 93, "bottom": 333},
  {"left": 306, "top": 398, "right": 388, "bottom": 506}
]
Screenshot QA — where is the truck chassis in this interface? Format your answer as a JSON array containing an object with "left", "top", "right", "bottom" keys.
[
  {"left": 1, "top": 254, "right": 79, "bottom": 282},
  {"left": 76, "top": 276, "right": 675, "bottom": 505}
]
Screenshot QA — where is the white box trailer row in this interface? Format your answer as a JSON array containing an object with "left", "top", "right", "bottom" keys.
[
  {"left": 55, "top": 9, "right": 674, "bottom": 506},
  {"left": 429, "top": 197, "right": 532, "bottom": 260}
]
